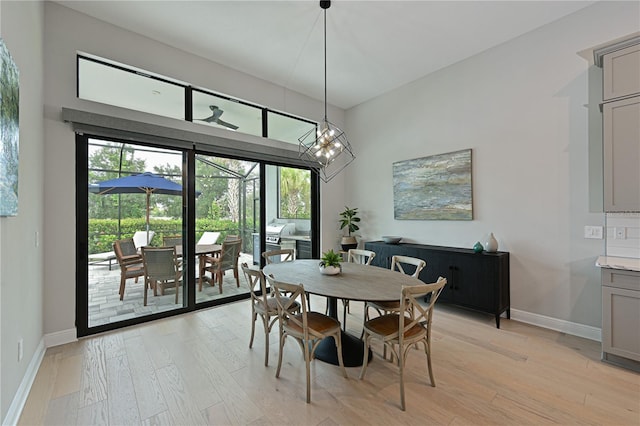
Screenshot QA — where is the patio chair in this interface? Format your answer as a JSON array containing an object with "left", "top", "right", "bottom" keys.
[
  {"left": 197, "top": 231, "right": 220, "bottom": 245},
  {"left": 133, "top": 230, "right": 155, "bottom": 248},
  {"left": 199, "top": 239, "right": 241, "bottom": 292},
  {"left": 113, "top": 238, "right": 145, "bottom": 301},
  {"left": 141, "top": 246, "right": 182, "bottom": 306},
  {"left": 163, "top": 235, "right": 182, "bottom": 247}
]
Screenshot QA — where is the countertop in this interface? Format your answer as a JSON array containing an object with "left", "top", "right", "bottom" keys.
[
  {"left": 280, "top": 235, "right": 311, "bottom": 241},
  {"left": 596, "top": 256, "right": 640, "bottom": 272}
]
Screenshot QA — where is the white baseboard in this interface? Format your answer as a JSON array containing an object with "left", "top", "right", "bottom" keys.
[
  {"left": 2, "top": 339, "right": 46, "bottom": 426},
  {"left": 43, "top": 328, "right": 77, "bottom": 348},
  {"left": 511, "top": 309, "right": 601, "bottom": 342},
  {"left": 3, "top": 329, "right": 77, "bottom": 425}
]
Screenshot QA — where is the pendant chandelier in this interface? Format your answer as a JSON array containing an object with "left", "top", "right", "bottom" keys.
[{"left": 298, "top": 0, "right": 355, "bottom": 183}]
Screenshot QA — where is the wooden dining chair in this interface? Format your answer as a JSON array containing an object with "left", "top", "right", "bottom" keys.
[
  {"left": 162, "top": 235, "right": 182, "bottom": 247},
  {"left": 242, "top": 263, "right": 300, "bottom": 366},
  {"left": 262, "top": 248, "right": 295, "bottom": 264},
  {"left": 113, "top": 238, "right": 145, "bottom": 301},
  {"left": 266, "top": 274, "right": 348, "bottom": 403},
  {"left": 199, "top": 239, "right": 241, "bottom": 292},
  {"left": 338, "top": 249, "right": 376, "bottom": 331},
  {"left": 360, "top": 277, "right": 447, "bottom": 411},
  {"left": 365, "top": 255, "right": 426, "bottom": 322},
  {"left": 141, "top": 246, "right": 182, "bottom": 306}
]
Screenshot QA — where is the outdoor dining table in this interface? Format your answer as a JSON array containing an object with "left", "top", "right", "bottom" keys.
[
  {"left": 263, "top": 258, "right": 423, "bottom": 367},
  {"left": 174, "top": 244, "right": 222, "bottom": 280}
]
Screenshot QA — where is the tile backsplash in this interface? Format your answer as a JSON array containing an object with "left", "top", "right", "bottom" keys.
[{"left": 606, "top": 212, "right": 640, "bottom": 258}]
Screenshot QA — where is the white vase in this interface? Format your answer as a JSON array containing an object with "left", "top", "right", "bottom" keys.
[
  {"left": 319, "top": 265, "right": 341, "bottom": 275},
  {"left": 485, "top": 233, "right": 498, "bottom": 252}
]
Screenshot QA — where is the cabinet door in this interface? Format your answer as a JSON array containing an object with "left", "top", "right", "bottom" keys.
[
  {"left": 603, "top": 96, "right": 640, "bottom": 212},
  {"left": 603, "top": 44, "right": 640, "bottom": 101},
  {"left": 602, "top": 285, "right": 640, "bottom": 361}
]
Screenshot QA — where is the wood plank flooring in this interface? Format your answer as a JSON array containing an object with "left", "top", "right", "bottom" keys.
[{"left": 18, "top": 298, "right": 640, "bottom": 425}]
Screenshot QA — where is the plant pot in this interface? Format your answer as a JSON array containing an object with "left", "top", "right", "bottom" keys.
[
  {"left": 341, "top": 236, "right": 357, "bottom": 251},
  {"left": 319, "top": 265, "right": 341, "bottom": 275}
]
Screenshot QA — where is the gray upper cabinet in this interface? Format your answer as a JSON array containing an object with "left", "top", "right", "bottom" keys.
[
  {"left": 597, "top": 37, "right": 640, "bottom": 212},
  {"left": 603, "top": 96, "right": 640, "bottom": 212},
  {"left": 603, "top": 44, "right": 640, "bottom": 101}
]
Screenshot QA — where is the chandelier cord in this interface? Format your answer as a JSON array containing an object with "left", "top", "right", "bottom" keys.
[{"left": 323, "top": 7, "right": 328, "bottom": 121}]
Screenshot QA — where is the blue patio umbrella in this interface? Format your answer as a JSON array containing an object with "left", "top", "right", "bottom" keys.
[{"left": 90, "top": 172, "right": 195, "bottom": 244}]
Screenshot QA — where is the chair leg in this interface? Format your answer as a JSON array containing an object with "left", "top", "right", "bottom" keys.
[
  {"left": 262, "top": 315, "right": 270, "bottom": 367},
  {"left": 275, "top": 333, "right": 285, "bottom": 378},
  {"left": 359, "top": 333, "right": 370, "bottom": 379},
  {"left": 304, "top": 338, "right": 311, "bottom": 403},
  {"left": 119, "top": 276, "right": 126, "bottom": 301},
  {"left": 217, "top": 271, "right": 223, "bottom": 293},
  {"left": 335, "top": 331, "right": 348, "bottom": 379},
  {"left": 425, "top": 338, "right": 435, "bottom": 387},
  {"left": 399, "top": 345, "right": 406, "bottom": 411},
  {"left": 143, "top": 278, "right": 148, "bottom": 306},
  {"left": 174, "top": 280, "right": 179, "bottom": 304},
  {"left": 249, "top": 309, "right": 257, "bottom": 349}
]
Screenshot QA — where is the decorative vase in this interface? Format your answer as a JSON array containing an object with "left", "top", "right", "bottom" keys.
[
  {"left": 473, "top": 241, "right": 484, "bottom": 253},
  {"left": 319, "top": 265, "right": 341, "bottom": 275},
  {"left": 485, "top": 233, "right": 498, "bottom": 253},
  {"left": 340, "top": 236, "right": 357, "bottom": 251}
]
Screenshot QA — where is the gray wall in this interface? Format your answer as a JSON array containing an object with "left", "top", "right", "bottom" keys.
[
  {"left": 0, "top": 0, "right": 44, "bottom": 420},
  {"left": 345, "top": 1, "right": 640, "bottom": 329}
]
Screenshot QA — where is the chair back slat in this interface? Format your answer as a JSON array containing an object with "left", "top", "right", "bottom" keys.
[
  {"left": 348, "top": 249, "right": 376, "bottom": 265},
  {"left": 266, "top": 275, "right": 309, "bottom": 336},
  {"left": 263, "top": 248, "right": 295, "bottom": 264},
  {"left": 141, "top": 246, "right": 180, "bottom": 281},
  {"left": 219, "top": 239, "right": 241, "bottom": 267},
  {"left": 391, "top": 255, "right": 426, "bottom": 278},
  {"left": 241, "top": 262, "right": 268, "bottom": 303},
  {"left": 399, "top": 277, "right": 447, "bottom": 343}
]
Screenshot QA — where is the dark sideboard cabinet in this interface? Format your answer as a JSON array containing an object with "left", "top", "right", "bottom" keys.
[{"left": 364, "top": 241, "right": 510, "bottom": 328}]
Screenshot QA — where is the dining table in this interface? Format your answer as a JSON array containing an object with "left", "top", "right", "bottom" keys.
[{"left": 263, "top": 259, "right": 424, "bottom": 367}]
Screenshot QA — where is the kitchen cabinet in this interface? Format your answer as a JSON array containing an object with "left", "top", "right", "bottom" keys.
[
  {"left": 597, "top": 38, "right": 640, "bottom": 212},
  {"left": 364, "top": 241, "right": 510, "bottom": 328},
  {"left": 602, "top": 43, "right": 640, "bottom": 101},
  {"left": 601, "top": 268, "right": 640, "bottom": 370},
  {"left": 296, "top": 239, "right": 312, "bottom": 259},
  {"left": 603, "top": 96, "right": 640, "bottom": 212}
]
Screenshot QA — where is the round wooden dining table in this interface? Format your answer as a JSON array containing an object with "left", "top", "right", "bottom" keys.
[{"left": 263, "top": 259, "right": 423, "bottom": 367}]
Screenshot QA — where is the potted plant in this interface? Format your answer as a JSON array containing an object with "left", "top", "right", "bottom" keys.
[
  {"left": 319, "top": 249, "right": 342, "bottom": 275},
  {"left": 339, "top": 206, "right": 360, "bottom": 250}
]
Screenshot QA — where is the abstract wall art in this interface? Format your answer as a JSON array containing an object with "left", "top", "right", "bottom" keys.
[
  {"left": 393, "top": 149, "right": 472, "bottom": 220},
  {"left": 0, "top": 37, "right": 19, "bottom": 216}
]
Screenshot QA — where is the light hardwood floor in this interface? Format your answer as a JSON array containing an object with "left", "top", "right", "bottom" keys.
[{"left": 19, "top": 298, "right": 640, "bottom": 425}]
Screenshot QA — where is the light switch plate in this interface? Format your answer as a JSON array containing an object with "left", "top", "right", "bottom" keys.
[{"left": 584, "top": 226, "right": 603, "bottom": 239}]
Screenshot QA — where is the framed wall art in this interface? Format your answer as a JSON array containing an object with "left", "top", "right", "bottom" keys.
[
  {"left": 0, "top": 37, "right": 19, "bottom": 217},
  {"left": 393, "top": 149, "right": 472, "bottom": 220}
]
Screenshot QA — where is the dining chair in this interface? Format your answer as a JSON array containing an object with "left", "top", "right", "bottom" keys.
[
  {"left": 338, "top": 249, "right": 376, "bottom": 331},
  {"left": 360, "top": 277, "right": 447, "bottom": 411},
  {"left": 113, "top": 238, "right": 145, "bottom": 301},
  {"left": 241, "top": 263, "right": 300, "bottom": 366},
  {"left": 365, "top": 255, "right": 426, "bottom": 322},
  {"left": 262, "top": 248, "right": 295, "bottom": 264},
  {"left": 266, "top": 274, "right": 348, "bottom": 403},
  {"left": 224, "top": 234, "right": 241, "bottom": 242},
  {"left": 141, "top": 246, "right": 182, "bottom": 306},
  {"left": 263, "top": 248, "right": 313, "bottom": 308},
  {"left": 162, "top": 235, "right": 182, "bottom": 247},
  {"left": 199, "top": 239, "right": 241, "bottom": 292}
]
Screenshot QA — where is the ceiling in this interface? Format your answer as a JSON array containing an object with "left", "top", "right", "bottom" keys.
[{"left": 55, "top": 0, "right": 596, "bottom": 110}]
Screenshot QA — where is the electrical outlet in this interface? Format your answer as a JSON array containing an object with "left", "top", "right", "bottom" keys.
[
  {"left": 614, "top": 227, "right": 627, "bottom": 239},
  {"left": 18, "top": 338, "right": 23, "bottom": 362}
]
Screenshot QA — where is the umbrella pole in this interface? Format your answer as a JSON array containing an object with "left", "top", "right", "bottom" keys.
[{"left": 146, "top": 191, "right": 151, "bottom": 245}]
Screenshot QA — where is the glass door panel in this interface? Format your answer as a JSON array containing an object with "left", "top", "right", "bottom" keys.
[
  {"left": 265, "top": 164, "right": 313, "bottom": 263},
  {"left": 194, "top": 154, "right": 259, "bottom": 304},
  {"left": 87, "top": 139, "right": 186, "bottom": 327}
]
